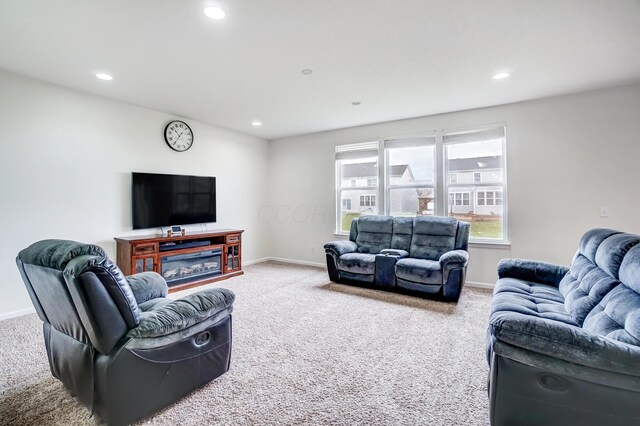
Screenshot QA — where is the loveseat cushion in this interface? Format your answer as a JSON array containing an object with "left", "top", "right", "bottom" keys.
[
  {"left": 355, "top": 216, "right": 393, "bottom": 254},
  {"left": 391, "top": 216, "right": 413, "bottom": 252},
  {"left": 395, "top": 258, "right": 442, "bottom": 284},
  {"left": 410, "top": 216, "right": 458, "bottom": 260},
  {"left": 337, "top": 253, "right": 376, "bottom": 275},
  {"left": 492, "top": 278, "right": 578, "bottom": 326}
]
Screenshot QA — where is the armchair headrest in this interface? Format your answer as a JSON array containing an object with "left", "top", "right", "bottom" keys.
[{"left": 18, "top": 239, "right": 106, "bottom": 271}]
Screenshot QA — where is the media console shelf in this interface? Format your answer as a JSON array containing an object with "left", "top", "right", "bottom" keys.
[{"left": 114, "top": 229, "right": 244, "bottom": 293}]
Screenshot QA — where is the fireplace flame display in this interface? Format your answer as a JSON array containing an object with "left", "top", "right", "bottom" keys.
[{"left": 160, "top": 249, "right": 222, "bottom": 286}]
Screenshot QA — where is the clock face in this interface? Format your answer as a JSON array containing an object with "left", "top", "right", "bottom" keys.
[{"left": 164, "top": 121, "right": 193, "bottom": 152}]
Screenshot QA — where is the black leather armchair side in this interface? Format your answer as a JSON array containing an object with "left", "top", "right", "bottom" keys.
[{"left": 16, "top": 240, "right": 235, "bottom": 425}]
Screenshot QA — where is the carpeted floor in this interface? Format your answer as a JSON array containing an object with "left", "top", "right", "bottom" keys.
[{"left": 0, "top": 262, "right": 493, "bottom": 425}]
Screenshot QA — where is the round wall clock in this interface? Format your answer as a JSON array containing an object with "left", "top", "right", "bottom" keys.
[{"left": 164, "top": 120, "right": 194, "bottom": 152}]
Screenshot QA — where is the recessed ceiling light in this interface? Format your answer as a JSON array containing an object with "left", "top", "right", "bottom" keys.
[
  {"left": 95, "top": 73, "right": 113, "bottom": 81},
  {"left": 352, "top": 101, "right": 361, "bottom": 106},
  {"left": 492, "top": 72, "right": 510, "bottom": 80},
  {"left": 251, "top": 121, "right": 262, "bottom": 127},
  {"left": 301, "top": 69, "right": 313, "bottom": 75},
  {"left": 204, "top": 7, "right": 225, "bottom": 20}
]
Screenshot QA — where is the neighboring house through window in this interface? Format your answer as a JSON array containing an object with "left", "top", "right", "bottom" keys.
[{"left": 335, "top": 126, "right": 507, "bottom": 242}]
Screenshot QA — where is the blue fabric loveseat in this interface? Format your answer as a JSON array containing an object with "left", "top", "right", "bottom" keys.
[
  {"left": 324, "top": 215, "right": 470, "bottom": 302},
  {"left": 486, "top": 228, "right": 640, "bottom": 426}
]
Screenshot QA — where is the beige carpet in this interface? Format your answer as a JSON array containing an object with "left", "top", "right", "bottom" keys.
[{"left": 0, "top": 262, "right": 492, "bottom": 425}]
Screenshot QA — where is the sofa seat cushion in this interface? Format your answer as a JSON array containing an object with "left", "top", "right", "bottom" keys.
[
  {"left": 338, "top": 253, "right": 376, "bottom": 275},
  {"left": 395, "top": 258, "right": 442, "bottom": 284},
  {"left": 492, "top": 278, "right": 578, "bottom": 326}
]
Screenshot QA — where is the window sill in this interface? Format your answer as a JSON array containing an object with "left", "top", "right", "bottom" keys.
[
  {"left": 469, "top": 240, "right": 511, "bottom": 249},
  {"left": 333, "top": 233, "right": 349, "bottom": 239}
]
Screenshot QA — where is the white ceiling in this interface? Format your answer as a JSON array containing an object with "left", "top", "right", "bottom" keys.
[{"left": 1, "top": 0, "right": 640, "bottom": 140}]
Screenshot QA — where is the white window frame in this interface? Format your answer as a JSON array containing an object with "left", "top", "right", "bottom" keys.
[
  {"left": 442, "top": 125, "right": 508, "bottom": 244},
  {"left": 384, "top": 135, "right": 437, "bottom": 217},
  {"left": 335, "top": 141, "right": 380, "bottom": 234},
  {"left": 335, "top": 125, "right": 508, "bottom": 244}
]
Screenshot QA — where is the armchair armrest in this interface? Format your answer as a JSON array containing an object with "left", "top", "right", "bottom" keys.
[
  {"left": 126, "top": 272, "right": 168, "bottom": 305},
  {"left": 379, "top": 249, "right": 408, "bottom": 257},
  {"left": 490, "top": 312, "right": 640, "bottom": 377},
  {"left": 324, "top": 240, "right": 358, "bottom": 257},
  {"left": 497, "top": 258, "right": 568, "bottom": 287},
  {"left": 439, "top": 250, "right": 469, "bottom": 268},
  {"left": 128, "top": 288, "right": 235, "bottom": 338}
]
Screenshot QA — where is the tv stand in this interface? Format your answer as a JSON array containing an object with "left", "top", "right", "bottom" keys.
[{"left": 114, "top": 229, "right": 243, "bottom": 292}]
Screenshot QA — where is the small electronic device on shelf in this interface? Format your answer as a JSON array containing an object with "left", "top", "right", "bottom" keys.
[{"left": 167, "top": 225, "right": 185, "bottom": 237}]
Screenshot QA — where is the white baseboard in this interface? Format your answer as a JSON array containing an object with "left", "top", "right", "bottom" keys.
[
  {"left": 465, "top": 280, "right": 495, "bottom": 289},
  {"left": 243, "top": 257, "right": 271, "bottom": 266},
  {"left": 0, "top": 307, "right": 36, "bottom": 321},
  {"left": 258, "top": 257, "right": 325, "bottom": 268}
]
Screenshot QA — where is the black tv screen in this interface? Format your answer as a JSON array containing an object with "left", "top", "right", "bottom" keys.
[{"left": 132, "top": 172, "right": 216, "bottom": 229}]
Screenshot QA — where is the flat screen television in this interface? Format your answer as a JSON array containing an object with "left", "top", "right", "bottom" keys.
[{"left": 132, "top": 172, "right": 216, "bottom": 229}]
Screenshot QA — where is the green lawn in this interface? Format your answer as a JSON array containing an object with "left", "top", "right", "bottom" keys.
[
  {"left": 341, "top": 212, "right": 362, "bottom": 232},
  {"left": 469, "top": 220, "right": 503, "bottom": 239}
]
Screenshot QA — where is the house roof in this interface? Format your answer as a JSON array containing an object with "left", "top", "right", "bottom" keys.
[
  {"left": 448, "top": 156, "right": 502, "bottom": 172},
  {"left": 342, "top": 162, "right": 409, "bottom": 179}
]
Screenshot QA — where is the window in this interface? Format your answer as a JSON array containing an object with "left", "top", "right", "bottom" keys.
[
  {"left": 476, "top": 190, "right": 503, "bottom": 206},
  {"left": 450, "top": 191, "right": 470, "bottom": 206},
  {"left": 335, "top": 141, "right": 379, "bottom": 233},
  {"left": 385, "top": 136, "right": 436, "bottom": 217},
  {"left": 445, "top": 126, "right": 507, "bottom": 241},
  {"left": 359, "top": 195, "right": 376, "bottom": 207},
  {"left": 336, "top": 126, "right": 507, "bottom": 243}
]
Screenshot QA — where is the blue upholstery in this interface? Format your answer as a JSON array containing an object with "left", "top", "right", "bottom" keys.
[
  {"left": 337, "top": 253, "right": 376, "bottom": 275},
  {"left": 396, "top": 258, "right": 442, "bottom": 284},
  {"left": 410, "top": 216, "right": 458, "bottom": 260},
  {"left": 390, "top": 217, "right": 413, "bottom": 252},
  {"left": 354, "top": 216, "right": 394, "bottom": 254},
  {"left": 325, "top": 215, "right": 470, "bottom": 301},
  {"left": 487, "top": 228, "right": 640, "bottom": 425}
]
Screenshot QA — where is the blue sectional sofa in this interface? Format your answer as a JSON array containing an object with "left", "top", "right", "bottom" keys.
[
  {"left": 486, "top": 228, "right": 640, "bottom": 425},
  {"left": 324, "top": 215, "right": 470, "bottom": 302}
]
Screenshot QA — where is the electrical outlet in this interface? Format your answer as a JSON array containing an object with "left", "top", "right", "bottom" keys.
[
  {"left": 600, "top": 207, "right": 609, "bottom": 218},
  {"left": 309, "top": 245, "right": 316, "bottom": 253}
]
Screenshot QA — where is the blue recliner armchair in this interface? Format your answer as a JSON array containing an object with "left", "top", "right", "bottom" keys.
[
  {"left": 486, "top": 228, "right": 640, "bottom": 425},
  {"left": 324, "top": 215, "right": 470, "bottom": 301}
]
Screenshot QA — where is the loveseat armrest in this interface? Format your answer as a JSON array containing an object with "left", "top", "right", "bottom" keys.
[
  {"left": 497, "top": 258, "right": 568, "bottom": 287},
  {"left": 379, "top": 249, "right": 409, "bottom": 257},
  {"left": 439, "top": 250, "right": 469, "bottom": 268},
  {"left": 324, "top": 240, "right": 358, "bottom": 257},
  {"left": 489, "top": 311, "right": 640, "bottom": 377},
  {"left": 126, "top": 272, "right": 168, "bottom": 305},
  {"left": 127, "top": 288, "right": 235, "bottom": 339}
]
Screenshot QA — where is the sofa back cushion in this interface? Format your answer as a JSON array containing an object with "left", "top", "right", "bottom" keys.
[
  {"left": 391, "top": 217, "right": 414, "bottom": 252},
  {"left": 354, "top": 216, "right": 393, "bottom": 254},
  {"left": 560, "top": 229, "right": 640, "bottom": 347},
  {"left": 581, "top": 240, "right": 640, "bottom": 347},
  {"left": 409, "top": 216, "right": 458, "bottom": 260}
]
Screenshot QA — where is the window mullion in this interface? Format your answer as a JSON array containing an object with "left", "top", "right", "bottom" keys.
[{"left": 435, "top": 130, "right": 445, "bottom": 216}]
